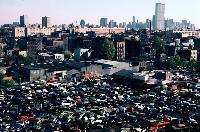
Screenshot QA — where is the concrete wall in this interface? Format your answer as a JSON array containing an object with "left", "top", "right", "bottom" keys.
[{"left": 29, "top": 69, "right": 46, "bottom": 82}]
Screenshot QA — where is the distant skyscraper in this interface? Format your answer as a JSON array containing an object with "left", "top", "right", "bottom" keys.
[
  {"left": 20, "top": 15, "right": 28, "bottom": 27},
  {"left": 152, "top": 15, "right": 156, "bottom": 30},
  {"left": 182, "top": 20, "right": 188, "bottom": 29},
  {"left": 190, "top": 24, "right": 195, "bottom": 30},
  {"left": 80, "top": 19, "right": 86, "bottom": 28},
  {"left": 109, "top": 20, "right": 117, "bottom": 28},
  {"left": 42, "top": 16, "right": 51, "bottom": 28},
  {"left": 146, "top": 19, "right": 150, "bottom": 29},
  {"left": 100, "top": 18, "right": 108, "bottom": 27},
  {"left": 119, "top": 22, "right": 126, "bottom": 28},
  {"left": 155, "top": 3, "right": 165, "bottom": 30},
  {"left": 133, "top": 16, "right": 136, "bottom": 23},
  {"left": 165, "top": 19, "right": 174, "bottom": 30}
]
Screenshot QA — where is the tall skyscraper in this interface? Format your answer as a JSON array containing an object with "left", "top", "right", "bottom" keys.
[
  {"left": 20, "top": 15, "right": 28, "bottom": 27},
  {"left": 100, "top": 18, "right": 108, "bottom": 27},
  {"left": 80, "top": 19, "right": 86, "bottom": 28},
  {"left": 155, "top": 3, "right": 165, "bottom": 30},
  {"left": 42, "top": 16, "right": 51, "bottom": 28},
  {"left": 152, "top": 15, "right": 156, "bottom": 30},
  {"left": 146, "top": 19, "right": 150, "bottom": 29},
  {"left": 133, "top": 16, "right": 136, "bottom": 23}
]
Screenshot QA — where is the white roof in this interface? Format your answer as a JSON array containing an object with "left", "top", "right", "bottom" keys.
[{"left": 95, "top": 59, "right": 129, "bottom": 67}]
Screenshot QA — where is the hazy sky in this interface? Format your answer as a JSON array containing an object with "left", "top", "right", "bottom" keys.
[{"left": 0, "top": 0, "right": 199, "bottom": 28}]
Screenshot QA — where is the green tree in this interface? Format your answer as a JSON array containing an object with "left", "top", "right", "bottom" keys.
[
  {"left": 166, "top": 56, "right": 189, "bottom": 70},
  {"left": 174, "top": 55, "right": 181, "bottom": 67},
  {"left": 98, "top": 39, "right": 116, "bottom": 60},
  {"left": 64, "top": 50, "right": 72, "bottom": 60},
  {"left": 0, "top": 29, "right": 11, "bottom": 41},
  {"left": 152, "top": 36, "right": 166, "bottom": 53},
  {"left": 1, "top": 79, "right": 15, "bottom": 87},
  {"left": 187, "top": 59, "right": 197, "bottom": 72},
  {"left": 0, "top": 73, "right": 5, "bottom": 83},
  {"left": 21, "top": 56, "right": 34, "bottom": 65},
  {"left": 6, "top": 54, "right": 34, "bottom": 65},
  {"left": 166, "top": 57, "right": 176, "bottom": 70},
  {"left": 0, "top": 73, "right": 15, "bottom": 87},
  {"left": 180, "top": 58, "right": 188, "bottom": 69},
  {"left": 195, "top": 61, "right": 200, "bottom": 72}
]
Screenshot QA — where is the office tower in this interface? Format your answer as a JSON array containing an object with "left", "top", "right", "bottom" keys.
[
  {"left": 165, "top": 19, "right": 174, "bottom": 30},
  {"left": 109, "top": 20, "right": 117, "bottom": 28},
  {"left": 42, "top": 16, "right": 51, "bottom": 28},
  {"left": 122, "top": 22, "right": 126, "bottom": 28},
  {"left": 133, "top": 16, "right": 136, "bottom": 23},
  {"left": 20, "top": 15, "right": 28, "bottom": 27},
  {"left": 80, "top": 19, "right": 86, "bottom": 28},
  {"left": 182, "top": 20, "right": 188, "bottom": 29},
  {"left": 119, "top": 22, "right": 126, "bottom": 28},
  {"left": 152, "top": 15, "right": 156, "bottom": 30},
  {"left": 100, "top": 18, "right": 108, "bottom": 27},
  {"left": 190, "top": 24, "right": 195, "bottom": 30},
  {"left": 182, "top": 20, "right": 187, "bottom": 25},
  {"left": 155, "top": 3, "right": 165, "bottom": 30},
  {"left": 146, "top": 19, "right": 150, "bottom": 29}
]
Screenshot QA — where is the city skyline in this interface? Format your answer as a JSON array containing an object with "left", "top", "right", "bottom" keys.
[{"left": 0, "top": 0, "right": 199, "bottom": 28}]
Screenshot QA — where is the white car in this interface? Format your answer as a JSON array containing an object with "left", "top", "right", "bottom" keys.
[
  {"left": 61, "top": 101, "right": 73, "bottom": 107},
  {"left": 195, "top": 93, "right": 200, "bottom": 97},
  {"left": 195, "top": 84, "right": 200, "bottom": 89}
]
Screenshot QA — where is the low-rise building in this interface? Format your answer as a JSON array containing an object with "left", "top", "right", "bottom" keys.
[
  {"left": 177, "top": 49, "right": 197, "bottom": 61},
  {"left": 27, "top": 38, "right": 43, "bottom": 58},
  {"left": 115, "top": 41, "right": 125, "bottom": 61},
  {"left": 66, "top": 61, "right": 103, "bottom": 74},
  {"left": 153, "top": 70, "right": 173, "bottom": 81},
  {"left": 95, "top": 59, "right": 139, "bottom": 75},
  {"left": 13, "top": 27, "right": 26, "bottom": 37},
  {"left": 7, "top": 50, "right": 13, "bottom": 56},
  {"left": 174, "top": 30, "right": 200, "bottom": 38},
  {"left": 22, "top": 65, "right": 46, "bottom": 82},
  {"left": 54, "top": 54, "right": 64, "bottom": 61},
  {"left": 13, "top": 27, "right": 54, "bottom": 37},
  {"left": 27, "top": 27, "right": 54, "bottom": 36},
  {"left": 53, "top": 39, "right": 64, "bottom": 49},
  {"left": 191, "top": 50, "right": 198, "bottom": 61},
  {"left": 139, "top": 60, "right": 154, "bottom": 70},
  {"left": 74, "top": 48, "right": 91, "bottom": 61},
  {"left": 77, "top": 27, "right": 125, "bottom": 35},
  {"left": 19, "top": 51, "right": 27, "bottom": 57}
]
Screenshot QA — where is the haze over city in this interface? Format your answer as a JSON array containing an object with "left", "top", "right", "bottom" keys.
[{"left": 0, "top": 0, "right": 199, "bottom": 28}]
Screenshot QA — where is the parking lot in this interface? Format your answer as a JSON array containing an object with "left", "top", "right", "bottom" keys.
[{"left": 0, "top": 74, "right": 200, "bottom": 132}]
